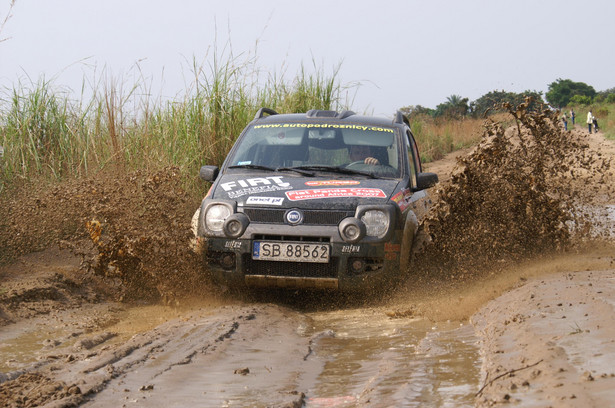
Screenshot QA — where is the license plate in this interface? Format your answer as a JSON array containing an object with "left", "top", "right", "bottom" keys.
[{"left": 252, "top": 241, "right": 330, "bottom": 263}]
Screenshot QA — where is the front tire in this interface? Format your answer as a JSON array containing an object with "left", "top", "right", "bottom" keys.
[{"left": 399, "top": 212, "right": 418, "bottom": 272}]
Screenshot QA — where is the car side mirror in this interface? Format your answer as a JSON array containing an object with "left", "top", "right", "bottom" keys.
[
  {"left": 199, "top": 165, "right": 219, "bottom": 182},
  {"left": 416, "top": 172, "right": 438, "bottom": 190}
]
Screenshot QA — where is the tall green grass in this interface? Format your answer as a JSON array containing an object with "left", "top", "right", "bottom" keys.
[{"left": 0, "top": 54, "right": 350, "bottom": 193}]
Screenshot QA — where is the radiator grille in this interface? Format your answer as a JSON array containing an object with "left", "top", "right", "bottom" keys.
[
  {"left": 242, "top": 208, "right": 353, "bottom": 225},
  {"left": 243, "top": 254, "right": 338, "bottom": 278}
]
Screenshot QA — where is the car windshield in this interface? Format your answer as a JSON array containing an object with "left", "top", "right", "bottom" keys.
[{"left": 226, "top": 122, "right": 401, "bottom": 178}]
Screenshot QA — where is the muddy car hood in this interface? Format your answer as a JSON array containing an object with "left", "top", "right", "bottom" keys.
[{"left": 210, "top": 172, "right": 402, "bottom": 210}]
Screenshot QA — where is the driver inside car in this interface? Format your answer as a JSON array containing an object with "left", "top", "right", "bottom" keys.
[{"left": 348, "top": 144, "right": 380, "bottom": 165}]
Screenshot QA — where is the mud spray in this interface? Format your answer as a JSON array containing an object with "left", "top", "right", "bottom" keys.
[
  {"left": 390, "top": 99, "right": 615, "bottom": 320},
  {"left": 1, "top": 166, "right": 209, "bottom": 304}
]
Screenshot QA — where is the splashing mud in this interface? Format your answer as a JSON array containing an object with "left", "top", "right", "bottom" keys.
[
  {"left": 384, "top": 101, "right": 615, "bottom": 324},
  {"left": 1, "top": 166, "right": 210, "bottom": 303},
  {"left": 77, "top": 168, "right": 207, "bottom": 302},
  {"left": 413, "top": 99, "right": 613, "bottom": 281}
]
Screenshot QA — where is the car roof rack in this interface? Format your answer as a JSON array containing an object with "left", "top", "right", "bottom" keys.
[
  {"left": 394, "top": 111, "right": 410, "bottom": 126},
  {"left": 306, "top": 109, "right": 356, "bottom": 119},
  {"left": 254, "top": 107, "right": 279, "bottom": 120}
]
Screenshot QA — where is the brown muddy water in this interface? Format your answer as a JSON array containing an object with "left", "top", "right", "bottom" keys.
[
  {"left": 301, "top": 309, "right": 480, "bottom": 407},
  {"left": 0, "top": 298, "right": 482, "bottom": 407}
]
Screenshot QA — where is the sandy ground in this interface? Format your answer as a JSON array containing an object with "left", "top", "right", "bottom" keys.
[
  {"left": 1, "top": 120, "right": 615, "bottom": 407},
  {"left": 473, "top": 267, "right": 615, "bottom": 407}
]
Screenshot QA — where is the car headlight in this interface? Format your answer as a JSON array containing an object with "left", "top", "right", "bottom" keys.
[
  {"left": 205, "top": 204, "right": 232, "bottom": 232},
  {"left": 361, "top": 210, "right": 389, "bottom": 237}
]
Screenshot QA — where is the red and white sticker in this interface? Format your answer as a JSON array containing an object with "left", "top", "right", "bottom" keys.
[
  {"left": 286, "top": 188, "right": 386, "bottom": 201},
  {"left": 391, "top": 189, "right": 413, "bottom": 211},
  {"left": 304, "top": 180, "right": 360, "bottom": 187}
]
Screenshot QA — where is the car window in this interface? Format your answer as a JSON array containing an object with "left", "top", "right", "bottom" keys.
[
  {"left": 406, "top": 131, "right": 420, "bottom": 188},
  {"left": 227, "top": 123, "right": 402, "bottom": 177}
]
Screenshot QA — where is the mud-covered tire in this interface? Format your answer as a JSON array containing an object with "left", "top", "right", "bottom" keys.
[
  {"left": 410, "top": 226, "right": 430, "bottom": 258},
  {"left": 399, "top": 212, "right": 418, "bottom": 272}
]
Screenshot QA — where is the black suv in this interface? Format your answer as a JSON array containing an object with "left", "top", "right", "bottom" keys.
[{"left": 196, "top": 108, "right": 438, "bottom": 291}]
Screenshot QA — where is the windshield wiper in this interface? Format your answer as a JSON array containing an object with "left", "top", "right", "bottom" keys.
[
  {"left": 228, "top": 164, "right": 276, "bottom": 171},
  {"left": 228, "top": 164, "right": 315, "bottom": 177},
  {"left": 288, "top": 165, "right": 378, "bottom": 179},
  {"left": 276, "top": 167, "right": 315, "bottom": 177}
]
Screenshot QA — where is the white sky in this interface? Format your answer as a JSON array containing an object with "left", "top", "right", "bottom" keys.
[{"left": 0, "top": 0, "right": 614, "bottom": 117}]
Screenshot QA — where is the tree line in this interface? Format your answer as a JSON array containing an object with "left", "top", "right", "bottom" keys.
[{"left": 401, "top": 79, "right": 615, "bottom": 121}]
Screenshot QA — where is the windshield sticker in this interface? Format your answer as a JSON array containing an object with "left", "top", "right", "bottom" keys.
[
  {"left": 286, "top": 188, "right": 386, "bottom": 201},
  {"left": 245, "top": 196, "right": 284, "bottom": 206},
  {"left": 253, "top": 123, "right": 394, "bottom": 133},
  {"left": 305, "top": 180, "right": 360, "bottom": 187},
  {"left": 237, "top": 160, "right": 252, "bottom": 165}
]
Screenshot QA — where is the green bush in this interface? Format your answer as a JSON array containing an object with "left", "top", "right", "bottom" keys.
[{"left": 570, "top": 95, "right": 592, "bottom": 105}]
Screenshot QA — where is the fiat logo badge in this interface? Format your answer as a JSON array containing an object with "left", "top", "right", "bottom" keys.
[{"left": 286, "top": 209, "right": 303, "bottom": 225}]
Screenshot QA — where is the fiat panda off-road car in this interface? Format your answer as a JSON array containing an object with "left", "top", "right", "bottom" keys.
[{"left": 196, "top": 108, "right": 438, "bottom": 291}]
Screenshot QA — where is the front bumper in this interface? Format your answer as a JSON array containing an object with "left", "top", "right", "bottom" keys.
[
  {"left": 203, "top": 227, "right": 402, "bottom": 291},
  {"left": 198, "top": 200, "right": 403, "bottom": 291}
]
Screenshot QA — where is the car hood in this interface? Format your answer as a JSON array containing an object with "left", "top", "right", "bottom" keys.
[{"left": 211, "top": 172, "right": 402, "bottom": 210}]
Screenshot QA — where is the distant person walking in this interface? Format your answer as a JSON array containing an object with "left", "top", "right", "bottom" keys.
[
  {"left": 570, "top": 109, "right": 575, "bottom": 125},
  {"left": 587, "top": 110, "right": 594, "bottom": 134},
  {"left": 593, "top": 116, "right": 599, "bottom": 133},
  {"left": 561, "top": 112, "right": 568, "bottom": 131}
]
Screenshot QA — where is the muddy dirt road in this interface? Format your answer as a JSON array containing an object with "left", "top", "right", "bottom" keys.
[
  {"left": 2, "top": 111, "right": 615, "bottom": 407},
  {"left": 0, "top": 247, "right": 483, "bottom": 407},
  {"left": 2, "top": 246, "right": 615, "bottom": 407}
]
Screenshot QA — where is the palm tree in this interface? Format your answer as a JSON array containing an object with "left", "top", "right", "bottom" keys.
[{"left": 436, "top": 95, "right": 469, "bottom": 118}]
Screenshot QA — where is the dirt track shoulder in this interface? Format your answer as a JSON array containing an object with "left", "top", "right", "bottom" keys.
[{"left": 472, "top": 268, "right": 615, "bottom": 407}]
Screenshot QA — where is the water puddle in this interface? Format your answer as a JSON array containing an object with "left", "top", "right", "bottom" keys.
[
  {"left": 0, "top": 303, "right": 187, "bottom": 373},
  {"left": 301, "top": 308, "right": 481, "bottom": 407},
  {"left": 0, "top": 321, "right": 75, "bottom": 371}
]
